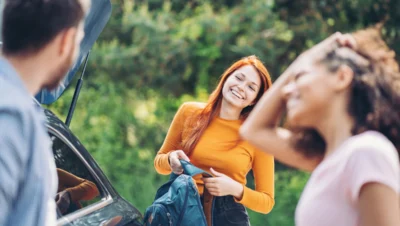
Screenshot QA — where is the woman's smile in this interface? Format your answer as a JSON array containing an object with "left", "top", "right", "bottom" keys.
[{"left": 230, "top": 88, "right": 245, "bottom": 100}]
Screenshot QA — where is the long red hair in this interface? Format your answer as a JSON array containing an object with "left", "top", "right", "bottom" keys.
[{"left": 182, "top": 55, "right": 272, "bottom": 155}]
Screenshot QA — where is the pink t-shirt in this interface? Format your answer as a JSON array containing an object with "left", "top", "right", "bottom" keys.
[{"left": 295, "top": 131, "right": 400, "bottom": 226}]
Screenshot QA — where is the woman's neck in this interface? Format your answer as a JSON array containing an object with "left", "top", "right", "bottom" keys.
[
  {"left": 316, "top": 110, "right": 355, "bottom": 158},
  {"left": 219, "top": 100, "right": 242, "bottom": 120}
]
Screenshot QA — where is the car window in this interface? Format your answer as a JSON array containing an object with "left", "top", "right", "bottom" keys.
[{"left": 49, "top": 132, "right": 103, "bottom": 218}]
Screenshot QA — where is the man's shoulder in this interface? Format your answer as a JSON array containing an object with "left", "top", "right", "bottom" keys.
[
  {"left": 0, "top": 77, "right": 35, "bottom": 114},
  {"left": 0, "top": 79, "right": 51, "bottom": 164},
  {"left": 0, "top": 77, "right": 39, "bottom": 134}
]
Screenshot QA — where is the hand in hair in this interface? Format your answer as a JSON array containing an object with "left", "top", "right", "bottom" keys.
[
  {"left": 168, "top": 150, "right": 190, "bottom": 174},
  {"left": 240, "top": 32, "right": 357, "bottom": 171},
  {"left": 305, "top": 32, "right": 357, "bottom": 59},
  {"left": 286, "top": 32, "right": 357, "bottom": 79}
]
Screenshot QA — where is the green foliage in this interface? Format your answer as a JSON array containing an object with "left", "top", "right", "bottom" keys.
[
  {"left": 265, "top": 171, "right": 309, "bottom": 226},
  {"left": 244, "top": 170, "right": 309, "bottom": 226},
  {"left": 47, "top": 0, "right": 399, "bottom": 225}
]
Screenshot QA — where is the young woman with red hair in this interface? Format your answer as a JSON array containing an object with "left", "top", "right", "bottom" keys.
[{"left": 154, "top": 55, "right": 274, "bottom": 225}]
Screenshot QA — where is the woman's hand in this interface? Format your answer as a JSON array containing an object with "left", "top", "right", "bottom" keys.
[
  {"left": 241, "top": 32, "right": 357, "bottom": 172},
  {"left": 168, "top": 150, "right": 190, "bottom": 174},
  {"left": 279, "top": 32, "right": 357, "bottom": 85},
  {"left": 202, "top": 168, "right": 244, "bottom": 199},
  {"left": 304, "top": 32, "right": 356, "bottom": 58},
  {"left": 287, "top": 32, "right": 357, "bottom": 77}
]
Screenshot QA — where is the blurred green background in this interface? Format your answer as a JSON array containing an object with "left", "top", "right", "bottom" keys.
[{"left": 47, "top": 0, "right": 400, "bottom": 225}]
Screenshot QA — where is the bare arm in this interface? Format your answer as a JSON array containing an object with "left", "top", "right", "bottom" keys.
[
  {"left": 241, "top": 32, "right": 356, "bottom": 172},
  {"left": 358, "top": 183, "right": 400, "bottom": 226},
  {"left": 57, "top": 169, "right": 99, "bottom": 201},
  {"left": 240, "top": 70, "right": 320, "bottom": 172}
]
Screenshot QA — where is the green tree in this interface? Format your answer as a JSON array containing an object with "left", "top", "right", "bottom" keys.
[{"left": 47, "top": 1, "right": 399, "bottom": 225}]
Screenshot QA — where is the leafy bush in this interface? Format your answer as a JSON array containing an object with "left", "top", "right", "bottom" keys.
[{"left": 48, "top": 0, "right": 398, "bottom": 225}]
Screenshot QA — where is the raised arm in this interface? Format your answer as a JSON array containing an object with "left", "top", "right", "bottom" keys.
[
  {"left": 240, "top": 32, "right": 356, "bottom": 172},
  {"left": 240, "top": 68, "right": 320, "bottom": 172}
]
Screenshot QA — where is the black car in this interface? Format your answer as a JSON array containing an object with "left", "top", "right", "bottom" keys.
[
  {"left": 30, "top": 0, "right": 144, "bottom": 225},
  {"left": 40, "top": 104, "right": 143, "bottom": 226}
]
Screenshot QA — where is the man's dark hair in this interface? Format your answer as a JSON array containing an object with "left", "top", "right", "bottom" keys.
[{"left": 2, "top": 0, "right": 86, "bottom": 56}]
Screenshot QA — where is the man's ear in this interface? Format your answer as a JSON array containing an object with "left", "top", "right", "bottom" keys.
[
  {"left": 334, "top": 64, "right": 354, "bottom": 91},
  {"left": 57, "top": 27, "right": 77, "bottom": 59}
]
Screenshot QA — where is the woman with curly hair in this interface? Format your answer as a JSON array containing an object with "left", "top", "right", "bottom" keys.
[{"left": 241, "top": 26, "right": 400, "bottom": 226}]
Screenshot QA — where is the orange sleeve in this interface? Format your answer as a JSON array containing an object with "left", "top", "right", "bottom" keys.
[
  {"left": 235, "top": 149, "right": 275, "bottom": 214},
  {"left": 154, "top": 103, "right": 189, "bottom": 175},
  {"left": 57, "top": 169, "right": 100, "bottom": 202}
]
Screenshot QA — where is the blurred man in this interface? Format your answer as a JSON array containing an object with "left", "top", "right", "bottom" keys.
[{"left": 0, "top": 0, "right": 90, "bottom": 225}]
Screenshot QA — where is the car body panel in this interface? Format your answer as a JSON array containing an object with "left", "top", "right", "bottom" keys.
[
  {"left": 1, "top": 0, "right": 143, "bottom": 224},
  {"left": 43, "top": 108, "right": 144, "bottom": 226}
]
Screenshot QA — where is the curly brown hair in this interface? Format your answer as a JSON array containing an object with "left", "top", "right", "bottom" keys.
[{"left": 291, "top": 25, "right": 400, "bottom": 159}]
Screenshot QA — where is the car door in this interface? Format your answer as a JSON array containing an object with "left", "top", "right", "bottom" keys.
[{"left": 47, "top": 125, "right": 143, "bottom": 226}]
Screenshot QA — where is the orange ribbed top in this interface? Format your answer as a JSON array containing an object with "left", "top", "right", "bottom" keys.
[{"left": 154, "top": 102, "right": 275, "bottom": 214}]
